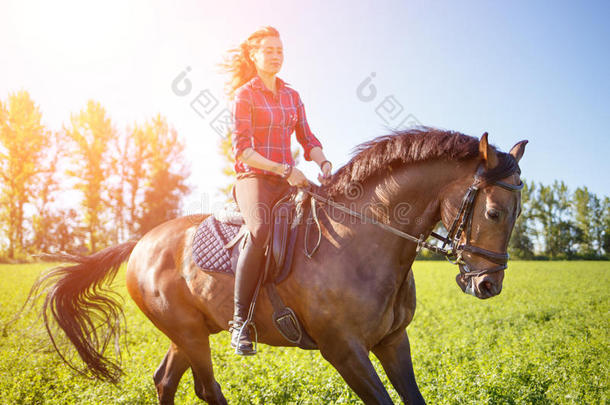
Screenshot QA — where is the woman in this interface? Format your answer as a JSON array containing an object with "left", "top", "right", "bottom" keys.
[{"left": 222, "top": 26, "right": 332, "bottom": 355}]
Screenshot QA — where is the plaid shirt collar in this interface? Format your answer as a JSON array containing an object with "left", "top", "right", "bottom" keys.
[{"left": 249, "top": 75, "right": 288, "bottom": 94}]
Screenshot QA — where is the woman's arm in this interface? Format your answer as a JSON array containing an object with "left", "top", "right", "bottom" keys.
[
  {"left": 294, "top": 94, "right": 323, "bottom": 161},
  {"left": 309, "top": 146, "right": 329, "bottom": 169},
  {"left": 236, "top": 148, "right": 285, "bottom": 175},
  {"left": 293, "top": 94, "right": 332, "bottom": 183},
  {"left": 238, "top": 147, "right": 309, "bottom": 186},
  {"left": 309, "top": 146, "right": 332, "bottom": 183}
]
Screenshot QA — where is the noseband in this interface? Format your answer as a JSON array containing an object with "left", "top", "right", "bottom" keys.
[{"left": 302, "top": 165, "right": 523, "bottom": 279}]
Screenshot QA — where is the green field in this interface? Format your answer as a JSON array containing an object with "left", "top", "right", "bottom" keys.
[{"left": 0, "top": 261, "right": 608, "bottom": 404}]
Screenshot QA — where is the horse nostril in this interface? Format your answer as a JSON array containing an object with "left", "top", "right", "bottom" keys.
[{"left": 482, "top": 280, "right": 494, "bottom": 295}]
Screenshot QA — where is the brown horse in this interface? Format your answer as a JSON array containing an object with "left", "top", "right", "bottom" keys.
[{"left": 28, "top": 128, "right": 527, "bottom": 404}]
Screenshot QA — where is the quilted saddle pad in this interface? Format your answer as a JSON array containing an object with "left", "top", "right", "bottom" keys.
[{"left": 192, "top": 215, "right": 241, "bottom": 274}]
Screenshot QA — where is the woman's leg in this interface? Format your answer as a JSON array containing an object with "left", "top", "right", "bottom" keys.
[{"left": 231, "top": 175, "right": 290, "bottom": 354}]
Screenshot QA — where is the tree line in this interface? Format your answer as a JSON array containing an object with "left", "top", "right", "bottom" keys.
[
  {"left": 0, "top": 90, "right": 191, "bottom": 261},
  {"left": 509, "top": 180, "right": 609, "bottom": 259}
]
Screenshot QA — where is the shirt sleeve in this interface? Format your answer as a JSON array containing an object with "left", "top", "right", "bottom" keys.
[
  {"left": 231, "top": 89, "right": 254, "bottom": 162},
  {"left": 294, "top": 92, "right": 322, "bottom": 161}
]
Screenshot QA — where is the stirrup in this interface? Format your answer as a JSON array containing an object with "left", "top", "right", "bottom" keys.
[{"left": 229, "top": 320, "right": 258, "bottom": 356}]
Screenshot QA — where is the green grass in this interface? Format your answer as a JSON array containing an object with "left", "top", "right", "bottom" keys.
[{"left": 0, "top": 261, "right": 608, "bottom": 404}]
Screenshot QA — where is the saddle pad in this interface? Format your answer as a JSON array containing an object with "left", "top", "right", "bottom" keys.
[{"left": 192, "top": 215, "right": 241, "bottom": 274}]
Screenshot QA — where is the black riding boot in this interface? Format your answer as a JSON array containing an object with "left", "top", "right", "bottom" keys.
[{"left": 230, "top": 233, "right": 265, "bottom": 355}]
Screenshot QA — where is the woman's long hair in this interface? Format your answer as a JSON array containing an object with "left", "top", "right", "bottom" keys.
[{"left": 220, "top": 26, "right": 280, "bottom": 99}]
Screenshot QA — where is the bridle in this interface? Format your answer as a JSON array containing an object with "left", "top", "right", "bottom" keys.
[
  {"left": 301, "top": 164, "right": 523, "bottom": 279},
  {"left": 433, "top": 165, "right": 524, "bottom": 278}
]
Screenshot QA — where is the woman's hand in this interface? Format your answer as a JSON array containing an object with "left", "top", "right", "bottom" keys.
[
  {"left": 317, "top": 160, "right": 332, "bottom": 185},
  {"left": 287, "top": 167, "right": 309, "bottom": 187}
]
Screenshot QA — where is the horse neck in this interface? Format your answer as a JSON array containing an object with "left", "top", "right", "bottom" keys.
[{"left": 328, "top": 159, "right": 476, "bottom": 269}]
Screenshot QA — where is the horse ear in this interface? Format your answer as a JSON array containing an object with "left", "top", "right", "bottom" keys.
[
  {"left": 479, "top": 132, "right": 499, "bottom": 169},
  {"left": 509, "top": 140, "right": 528, "bottom": 163}
]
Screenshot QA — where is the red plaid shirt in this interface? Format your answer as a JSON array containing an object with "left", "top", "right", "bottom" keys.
[{"left": 231, "top": 75, "right": 323, "bottom": 176}]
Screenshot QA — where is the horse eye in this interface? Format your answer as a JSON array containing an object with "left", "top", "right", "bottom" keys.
[{"left": 486, "top": 209, "right": 501, "bottom": 221}]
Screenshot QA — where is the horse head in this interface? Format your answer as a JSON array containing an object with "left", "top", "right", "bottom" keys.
[{"left": 440, "top": 133, "right": 528, "bottom": 299}]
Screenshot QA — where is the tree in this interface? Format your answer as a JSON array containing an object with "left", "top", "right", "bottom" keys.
[
  {"left": 218, "top": 131, "right": 235, "bottom": 198},
  {"left": 602, "top": 197, "right": 610, "bottom": 257},
  {"left": 532, "top": 183, "right": 556, "bottom": 257},
  {"left": 588, "top": 194, "right": 604, "bottom": 256},
  {"left": 30, "top": 131, "right": 64, "bottom": 253},
  {"left": 136, "top": 114, "right": 192, "bottom": 235},
  {"left": 107, "top": 131, "right": 132, "bottom": 244},
  {"left": 116, "top": 123, "right": 151, "bottom": 239},
  {"left": 556, "top": 220, "right": 582, "bottom": 258},
  {"left": 0, "top": 91, "right": 50, "bottom": 259},
  {"left": 64, "top": 100, "right": 115, "bottom": 252},
  {"left": 34, "top": 208, "right": 85, "bottom": 254},
  {"left": 572, "top": 186, "right": 600, "bottom": 257},
  {"left": 532, "top": 181, "right": 575, "bottom": 258},
  {"left": 509, "top": 180, "right": 535, "bottom": 259}
]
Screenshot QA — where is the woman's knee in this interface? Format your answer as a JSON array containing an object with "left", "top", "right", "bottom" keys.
[{"left": 248, "top": 222, "right": 270, "bottom": 248}]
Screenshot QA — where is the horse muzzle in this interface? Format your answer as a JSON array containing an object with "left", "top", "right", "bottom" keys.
[{"left": 456, "top": 266, "right": 503, "bottom": 299}]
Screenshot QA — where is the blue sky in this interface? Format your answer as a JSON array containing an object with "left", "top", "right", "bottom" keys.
[{"left": 1, "top": 0, "right": 608, "bottom": 211}]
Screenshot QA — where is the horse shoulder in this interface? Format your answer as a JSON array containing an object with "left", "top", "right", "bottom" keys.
[{"left": 393, "top": 268, "right": 417, "bottom": 328}]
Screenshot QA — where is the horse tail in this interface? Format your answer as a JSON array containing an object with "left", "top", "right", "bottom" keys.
[{"left": 25, "top": 240, "right": 138, "bottom": 383}]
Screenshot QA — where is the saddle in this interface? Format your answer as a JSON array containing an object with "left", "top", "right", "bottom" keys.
[{"left": 219, "top": 188, "right": 318, "bottom": 350}]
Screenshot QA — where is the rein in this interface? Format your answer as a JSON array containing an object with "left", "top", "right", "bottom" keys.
[{"left": 301, "top": 166, "right": 523, "bottom": 278}]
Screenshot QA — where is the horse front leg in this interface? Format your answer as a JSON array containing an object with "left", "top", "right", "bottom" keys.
[
  {"left": 372, "top": 330, "right": 425, "bottom": 404},
  {"left": 319, "top": 339, "right": 394, "bottom": 404}
]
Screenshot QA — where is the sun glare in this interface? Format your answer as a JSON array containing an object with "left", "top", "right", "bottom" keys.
[{"left": 9, "top": 0, "right": 137, "bottom": 66}]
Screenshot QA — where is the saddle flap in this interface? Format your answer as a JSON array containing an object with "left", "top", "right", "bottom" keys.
[
  {"left": 272, "top": 201, "right": 293, "bottom": 270},
  {"left": 269, "top": 189, "right": 310, "bottom": 283}
]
